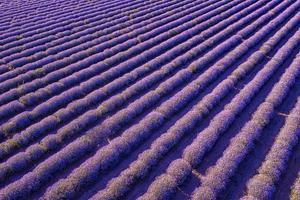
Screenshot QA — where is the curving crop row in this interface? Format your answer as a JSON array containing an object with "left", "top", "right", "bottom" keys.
[
  {"left": 0, "top": 0, "right": 222, "bottom": 103},
  {"left": 0, "top": 0, "right": 223, "bottom": 95},
  {"left": 0, "top": 0, "right": 206, "bottom": 83},
  {"left": 0, "top": 0, "right": 185, "bottom": 64},
  {"left": 0, "top": 0, "right": 74, "bottom": 24},
  {"left": 0, "top": 0, "right": 154, "bottom": 44},
  {"left": 0, "top": 0, "right": 277, "bottom": 162},
  {"left": 1, "top": 1, "right": 299, "bottom": 199},
  {"left": 0, "top": 0, "right": 96, "bottom": 32},
  {"left": 0, "top": 0, "right": 156, "bottom": 64},
  {"left": 290, "top": 172, "right": 300, "bottom": 200},
  {"left": 191, "top": 28, "right": 300, "bottom": 200},
  {"left": 0, "top": 0, "right": 247, "bottom": 139},
  {"left": 138, "top": 7, "right": 300, "bottom": 200},
  {"left": 0, "top": 0, "right": 123, "bottom": 32},
  {"left": 0, "top": 0, "right": 269, "bottom": 173},
  {"left": 36, "top": 3, "right": 298, "bottom": 198},
  {"left": 242, "top": 91, "right": 300, "bottom": 199},
  {"left": 0, "top": 2, "right": 272, "bottom": 197},
  {"left": 0, "top": 0, "right": 114, "bottom": 41},
  {"left": 0, "top": 0, "right": 182, "bottom": 60}
]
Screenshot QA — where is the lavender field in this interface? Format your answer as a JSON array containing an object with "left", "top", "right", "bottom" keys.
[{"left": 0, "top": 0, "right": 300, "bottom": 199}]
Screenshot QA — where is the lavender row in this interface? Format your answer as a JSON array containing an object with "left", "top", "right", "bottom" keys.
[
  {"left": 0, "top": 0, "right": 121, "bottom": 30},
  {"left": 0, "top": 0, "right": 221, "bottom": 94},
  {"left": 0, "top": 0, "right": 197, "bottom": 79},
  {"left": 0, "top": 0, "right": 179, "bottom": 61},
  {"left": 139, "top": 6, "right": 300, "bottom": 200},
  {"left": 136, "top": 160, "right": 191, "bottom": 200},
  {"left": 0, "top": 0, "right": 270, "bottom": 184},
  {"left": 0, "top": 4, "right": 263, "bottom": 198},
  {"left": 0, "top": 0, "right": 143, "bottom": 54},
  {"left": 0, "top": 0, "right": 252, "bottom": 165},
  {"left": 0, "top": 0, "right": 197, "bottom": 77},
  {"left": 0, "top": 0, "right": 254, "bottom": 120},
  {"left": 191, "top": 27, "right": 300, "bottom": 200},
  {"left": 0, "top": 0, "right": 183, "bottom": 77},
  {"left": 0, "top": 0, "right": 209, "bottom": 88},
  {"left": 0, "top": 0, "right": 290, "bottom": 197},
  {"left": 290, "top": 172, "right": 300, "bottom": 200},
  {"left": 109, "top": 5, "right": 298, "bottom": 199},
  {"left": 0, "top": 0, "right": 242, "bottom": 136},
  {"left": 38, "top": 3, "right": 289, "bottom": 198},
  {"left": 0, "top": 0, "right": 95, "bottom": 32},
  {"left": 242, "top": 62, "right": 300, "bottom": 199},
  {"left": 0, "top": 0, "right": 266, "bottom": 147},
  {"left": 0, "top": 0, "right": 73, "bottom": 17},
  {"left": 0, "top": 0, "right": 221, "bottom": 97},
  {"left": 0, "top": 0, "right": 50, "bottom": 14},
  {"left": 0, "top": 0, "right": 120, "bottom": 41},
  {"left": 1, "top": 0, "right": 169, "bottom": 68},
  {"left": 0, "top": 0, "right": 71, "bottom": 24},
  {"left": 0, "top": 0, "right": 148, "bottom": 44},
  {"left": 0, "top": 0, "right": 139, "bottom": 54},
  {"left": 93, "top": 45, "right": 257, "bottom": 200},
  {"left": 0, "top": 0, "right": 137, "bottom": 64},
  {"left": 0, "top": 0, "right": 254, "bottom": 162},
  {"left": 0, "top": 0, "right": 278, "bottom": 167}
]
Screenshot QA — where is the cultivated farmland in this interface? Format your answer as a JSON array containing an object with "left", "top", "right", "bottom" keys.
[{"left": 0, "top": 0, "right": 299, "bottom": 199}]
